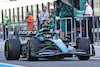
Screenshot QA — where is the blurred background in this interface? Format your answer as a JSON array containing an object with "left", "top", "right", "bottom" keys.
[
  {"left": 0, "top": 0, "right": 55, "bottom": 22},
  {"left": 0, "top": 0, "right": 100, "bottom": 22}
]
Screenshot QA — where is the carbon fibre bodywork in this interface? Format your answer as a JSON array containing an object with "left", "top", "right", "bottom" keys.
[{"left": 5, "top": 28, "right": 92, "bottom": 60}]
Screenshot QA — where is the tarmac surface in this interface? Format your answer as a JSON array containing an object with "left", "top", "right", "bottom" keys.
[{"left": 0, "top": 51, "right": 100, "bottom": 67}]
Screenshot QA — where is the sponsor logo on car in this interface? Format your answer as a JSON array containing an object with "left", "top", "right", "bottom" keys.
[{"left": 18, "top": 31, "right": 37, "bottom": 35}]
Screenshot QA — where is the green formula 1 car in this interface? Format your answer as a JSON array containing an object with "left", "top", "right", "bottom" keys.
[{"left": 4, "top": 28, "right": 95, "bottom": 61}]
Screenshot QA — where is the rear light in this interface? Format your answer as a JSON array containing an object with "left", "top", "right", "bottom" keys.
[{"left": 77, "top": 28, "right": 84, "bottom": 32}]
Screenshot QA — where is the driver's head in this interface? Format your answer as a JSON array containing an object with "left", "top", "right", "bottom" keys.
[
  {"left": 43, "top": 6, "right": 47, "bottom": 12},
  {"left": 43, "top": 20, "right": 48, "bottom": 25},
  {"left": 84, "top": 1, "right": 89, "bottom": 7},
  {"left": 45, "top": 34, "right": 52, "bottom": 38}
]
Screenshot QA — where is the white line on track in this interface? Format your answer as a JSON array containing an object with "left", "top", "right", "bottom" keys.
[
  {"left": 90, "top": 57, "right": 100, "bottom": 60},
  {"left": 0, "top": 62, "right": 26, "bottom": 67}
]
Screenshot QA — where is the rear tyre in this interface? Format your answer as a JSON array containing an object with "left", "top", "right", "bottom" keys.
[
  {"left": 27, "top": 38, "right": 40, "bottom": 61},
  {"left": 78, "top": 56, "right": 90, "bottom": 60},
  {"left": 5, "top": 39, "right": 20, "bottom": 60}
]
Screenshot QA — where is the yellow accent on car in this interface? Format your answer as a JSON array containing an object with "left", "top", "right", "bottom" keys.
[
  {"left": 27, "top": 41, "right": 30, "bottom": 60},
  {"left": 78, "top": 43, "right": 80, "bottom": 49}
]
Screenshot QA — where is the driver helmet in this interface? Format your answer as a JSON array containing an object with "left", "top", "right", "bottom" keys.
[{"left": 44, "top": 34, "right": 52, "bottom": 38}]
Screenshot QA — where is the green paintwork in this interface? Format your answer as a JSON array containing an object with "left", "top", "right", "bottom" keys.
[
  {"left": 56, "top": 0, "right": 86, "bottom": 17},
  {"left": 74, "top": 0, "right": 86, "bottom": 17}
]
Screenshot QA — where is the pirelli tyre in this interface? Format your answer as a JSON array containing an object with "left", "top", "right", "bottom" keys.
[
  {"left": 4, "top": 39, "right": 20, "bottom": 60},
  {"left": 77, "top": 37, "right": 90, "bottom": 60},
  {"left": 27, "top": 37, "right": 40, "bottom": 61}
]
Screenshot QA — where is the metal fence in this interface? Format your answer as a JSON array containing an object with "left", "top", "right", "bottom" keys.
[
  {"left": 74, "top": 16, "right": 95, "bottom": 43},
  {"left": 95, "top": 16, "right": 100, "bottom": 45},
  {"left": 74, "top": 16, "right": 100, "bottom": 45},
  {"left": 0, "top": 21, "right": 38, "bottom": 41},
  {"left": 55, "top": 17, "right": 73, "bottom": 42},
  {"left": 0, "top": 17, "right": 100, "bottom": 46}
]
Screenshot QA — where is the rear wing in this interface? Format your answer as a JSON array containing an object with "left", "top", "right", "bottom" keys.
[{"left": 14, "top": 30, "right": 37, "bottom": 37}]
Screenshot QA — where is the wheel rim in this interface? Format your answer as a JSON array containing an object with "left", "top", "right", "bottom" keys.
[{"left": 30, "top": 46, "right": 35, "bottom": 57}]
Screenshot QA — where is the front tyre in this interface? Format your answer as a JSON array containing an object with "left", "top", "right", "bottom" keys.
[{"left": 27, "top": 38, "right": 40, "bottom": 61}]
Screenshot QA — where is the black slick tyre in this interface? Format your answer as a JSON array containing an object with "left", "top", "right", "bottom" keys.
[
  {"left": 5, "top": 39, "right": 20, "bottom": 60},
  {"left": 27, "top": 38, "right": 40, "bottom": 61}
]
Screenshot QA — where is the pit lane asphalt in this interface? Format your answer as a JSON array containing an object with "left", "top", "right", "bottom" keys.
[{"left": 0, "top": 51, "right": 100, "bottom": 67}]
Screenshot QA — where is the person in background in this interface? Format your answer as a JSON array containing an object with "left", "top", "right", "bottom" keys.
[
  {"left": 65, "top": 1, "right": 73, "bottom": 31},
  {"left": 54, "top": 0, "right": 73, "bottom": 16},
  {"left": 59, "top": 8, "right": 67, "bottom": 38},
  {"left": 82, "top": 1, "right": 93, "bottom": 17},
  {"left": 24, "top": 12, "right": 34, "bottom": 31},
  {"left": 49, "top": 9, "right": 56, "bottom": 22},
  {"left": 3, "top": 15, "right": 9, "bottom": 39},
  {"left": 81, "top": 1, "right": 93, "bottom": 43},
  {"left": 54, "top": 0, "right": 66, "bottom": 16},
  {"left": 54, "top": 0, "right": 61, "bottom": 16},
  {"left": 37, "top": 6, "right": 49, "bottom": 29},
  {"left": 42, "top": 20, "right": 49, "bottom": 29},
  {"left": 23, "top": 12, "right": 34, "bottom": 39},
  {"left": 49, "top": 9, "right": 56, "bottom": 32},
  {"left": 42, "top": 20, "right": 53, "bottom": 32},
  {"left": 65, "top": 0, "right": 72, "bottom": 16}
]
